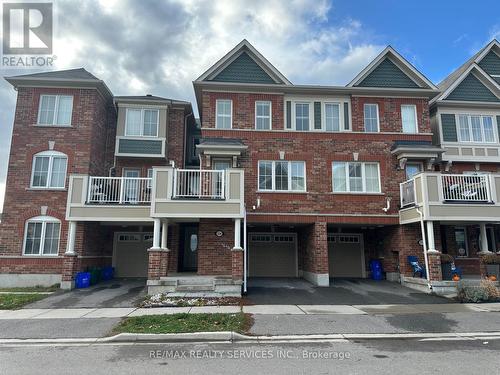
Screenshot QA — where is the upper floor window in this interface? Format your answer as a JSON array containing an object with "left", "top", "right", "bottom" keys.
[
  {"left": 258, "top": 160, "right": 306, "bottom": 192},
  {"left": 30, "top": 151, "right": 68, "bottom": 189},
  {"left": 295, "top": 103, "right": 310, "bottom": 131},
  {"left": 37, "top": 95, "right": 73, "bottom": 126},
  {"left": 216, "top": 100, "right": 232, "bottom": 129},
  {"left": 457, "top": 114, "right": 495, "bottom": 143},
  {"left": 364, "top": 104, "right": 379, "bottom": 132},
  {"left": 332, "top": 162, "right": 380, "bottom": 193},
  {"left": 405, "top": 162, "right": 422, "bottom": 180},
  {"left": 255, "top": 101, "right": 271, "bottom": 130},
  {"left": 125, "top": 108, "right": 159, "bottom": 137},
  {"left": 325, "top": 103, "right": 340, "bottom": 132},
  {"left": 23, "top": 216, "right": 60, "bottom": 256},
  {"left": 401, "top": 105, "right": 418, "bottom": 133}
]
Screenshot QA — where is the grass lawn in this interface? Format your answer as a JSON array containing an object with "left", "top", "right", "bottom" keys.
[
  {"left": 0, "top": 284, "right": 59, "bottom": 293},
  {"left": 0, "top": 294, "right": 48, "bottom": 310},
  {"left": 113, "top": 313, "right": 252, "bottom": 335}
]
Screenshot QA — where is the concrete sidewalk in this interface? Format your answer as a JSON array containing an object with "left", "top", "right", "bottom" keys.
[{"left": 0, "top": 303, "right": 499, "bottom": 319}]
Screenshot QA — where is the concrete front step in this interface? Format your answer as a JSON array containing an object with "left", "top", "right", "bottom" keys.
[
  {"left": 176, "top": 285, "right": 215, "bottom": 292},
  {"left": 148, "top": 276, "right": 242, "bottom": 296}
]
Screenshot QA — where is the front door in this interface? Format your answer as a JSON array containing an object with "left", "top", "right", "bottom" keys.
[
  {"left": 180, "top": 225, "right": 198, "bottom": 272},
  {"left": 213, "top": 160, "right": 231, "bottom": 197}
]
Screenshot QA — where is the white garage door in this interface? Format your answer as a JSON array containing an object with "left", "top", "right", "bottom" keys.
[
  {"left": 249, "top": 233, "right": 297, "bottom": 277},
  {"left": 328, "top": 234, "right": 366, "bottom": 278},
  {"left": 113, "top": 233, "right": 151, "bottom": 278}
]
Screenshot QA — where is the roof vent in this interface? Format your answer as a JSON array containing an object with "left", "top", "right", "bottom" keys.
[{"left": 146, "top": 94, "right": 152, "bottom": 97}]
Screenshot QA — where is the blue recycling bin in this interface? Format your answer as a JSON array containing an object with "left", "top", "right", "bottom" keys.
[
  {"left": 370, "top": 259, "right": 383, "bottom": 281},
  {"left": 101, "top": 266, "right": 115, "bottom": 281},
  {"left": 75, "top": 272, "right": 91, "bottom": 288}
]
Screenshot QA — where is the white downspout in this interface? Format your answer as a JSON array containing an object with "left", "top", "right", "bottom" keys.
[
  {"left": 415, "top": 205, "right": 432, "bottom": 290},
  {"left": 243, "top": 206, "right": 248, "bottom": 294}
]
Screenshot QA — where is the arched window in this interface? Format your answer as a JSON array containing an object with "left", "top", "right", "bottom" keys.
[
  {"left": 30, "top": 151, "right": 68, "bottom": 189},
  {"left": 23, "top": 216, "right": 61, "bottom": 256}
]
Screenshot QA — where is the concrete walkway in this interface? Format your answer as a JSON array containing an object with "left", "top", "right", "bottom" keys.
[{"left": 1, "top": 303, "right": 499, "bottom": 319}]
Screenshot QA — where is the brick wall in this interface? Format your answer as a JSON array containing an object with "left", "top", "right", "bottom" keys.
[
  {"left": 299, "top": 222, "right": 328, "bottom": 275},
  {"left": 197, "top": 219, "right": 234, "bottom": 276},
  {"left": 0, "top": 87, "right": 114, "bottom": 274},
  {"left": 201, "top": 92, "right": 432, "bottom": 224}
]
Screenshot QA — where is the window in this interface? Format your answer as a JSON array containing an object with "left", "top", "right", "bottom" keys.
[
  {"left": 147, "top": 168, "right": 153, "bottom": 188},
  {"left": 325, "top": 103, "right": 340, "bottom": 132},
  {"left": 332, "top": 162, "right": 381, "bottom": 193},
  {"left": 258, "top": 161, "right": 306, "bottom": 192},
  {"left": 454, "top": 227, "right": 468, "bottom": 257},
  {"left": 255, "top": 101, "right": 271, "bottom": 130},
  {"left": 364, "top": 104, "right": 379, "bottom": 132},
  {"left": 125, "top": 109, "right": 159, "bottom": 137},
  {"left": 401, "top": 105, "right": 418, "bottom": 133},
  {"left": 295, "top": 103, "right": 310, "bottom": 131},
  {"left": 23, "top": 216, "right": 60, "bottom": 256},
  {"left": 405, "top": 162, "right": 422, "bottom": 180},
  {"left": 118, "top": 234, "right": 140, "bottom": 242},
  {"left": 457, "top": 114, "right": 495, "bottom": 143},
  {"left": 37, "top": 95, "right": 73, "bottom": 126},
  {"left": 30, "top": 151, "right": 68, "bottom": 189},
  {"left": 216, "top": 100, "right": 232, "bottom": 129}
]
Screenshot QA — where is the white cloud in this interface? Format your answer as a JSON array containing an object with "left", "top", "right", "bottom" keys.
[{"left": 0, "top": 0, "right": 384, "bottom": 194}]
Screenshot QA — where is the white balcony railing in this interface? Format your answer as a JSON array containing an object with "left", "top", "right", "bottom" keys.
[
  {"left": 173, "top": 169, "right": 225, "bottom": 199},
  {"left": 87, "top": 176, "right": 152, "bottom": 204},
  {"left": 400, "top": 178, "right": 416, "bottom": 207},
  {"left": 441, "top": 174, "right": 492, "bottom": 202}
]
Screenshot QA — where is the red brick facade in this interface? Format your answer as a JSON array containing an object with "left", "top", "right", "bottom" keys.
[{"left": 197, "top": 219, "right": 234, "bottom": 276}]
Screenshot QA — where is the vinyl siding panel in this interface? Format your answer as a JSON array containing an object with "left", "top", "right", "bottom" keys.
[
  {"left": 445, "top": 73, "right": 499, "bottom": 102},
  {"left": 118, "top": 139, "right": 163, "bottom": 155},
  {"left": 314, "top": 102, "right": 321, "bottom": 129},
  {"left": 478, "top": 50, "right": 500, "bottom": 76},
  {"left": 356, "top": 58, "right": 420, "bottom": 88},
  {"left": 441, "top": 114, "right": 458, "bottom": 142},
  {"left": 343, "top": 102, "right": 349, "bottom": 130},
  {"left": 211, "top": 52, "right": 276, "bottom": 84}
]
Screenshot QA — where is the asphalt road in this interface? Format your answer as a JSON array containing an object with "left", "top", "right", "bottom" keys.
[{"left": 1, "top": 338, "right": 499, "bottom": 375}]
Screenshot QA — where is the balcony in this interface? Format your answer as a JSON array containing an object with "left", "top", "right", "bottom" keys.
[
  {"left": 151, "top": 167, "right": 244, "bottom": 219},
  {"left": 399, "top": 172, "right": 500, "bottom": 224}
]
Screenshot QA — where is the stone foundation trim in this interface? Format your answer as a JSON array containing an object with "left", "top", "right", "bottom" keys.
[
  {"left": 0, "top": 274, "right": 62, "bottom": 288},
  {"left": 303, "top": 271, "right": 329, "bottom": 286}
]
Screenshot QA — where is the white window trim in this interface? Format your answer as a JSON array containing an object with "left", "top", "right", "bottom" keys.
[
  {"left": 22, "top": 216, "right": 61, "bottom": 256},
  {"left": 30, "top": 150, "right": 68, "bottom": 190},
  {"left": 37, "top": 95, "right": 74, "bottom": 126},
  {"left": 255, "top": 101, "right": 272, "bottom": 130},
  {"left": 454, "top": 226, "right": 469, "bottom": 258},
  {"left": 257, "top": 160, "right": 307, "bottom": 192},
  {"left": 216, "top": 99, "right": 233, "bottom": 129},
  {"left": 125, "top": 108, "right": 159, "bottom": 137},
  {"left": 456, "top": 114, "right": 496, "bottom": 143},
  {"left": 363, "top": 103, "right": 380, "bottom": 133},
  {"left": 322, "top": 102, "right": 342, "bottom": 132},
  {"left": 401, "top": 104, "right": 418, "bottom": 134},
  {"left": 332, "top": 161, "right": 381, "bottom": 194}
]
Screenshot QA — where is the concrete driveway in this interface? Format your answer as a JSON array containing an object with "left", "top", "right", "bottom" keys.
[
  {"left": 25, "top": 279, "right": 147, "bottom": 309},
  {"left": 244, "top": 278, "right": 450, "bottom": 305}
]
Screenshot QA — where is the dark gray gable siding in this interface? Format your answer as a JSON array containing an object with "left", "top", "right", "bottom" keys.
[
  {"left": 286, "top": 101, "right": 292, "bottom": 129},
  {"left": 356, "top": 58, "right": 420, "bottom": 88},
  {"left": 314, "top": 102, "right": 322, "bottom": 129},
  {"left": 118, "top": 139, "right": 163, "bottom": 154},
  {"left": 445, "top": 73, "right": 499, "bottom": 102},
  {"left": 497, "top": 116, "right": 500, "bottom": 143},
  {"left": 211, "top": 52, "right": 276, "bottom": 84},
  {"left": 478, "top": 50, "right": 500, "bottom": 76},
  {"left": 441, "top": 114, "right": 458, "bottom": 142}
]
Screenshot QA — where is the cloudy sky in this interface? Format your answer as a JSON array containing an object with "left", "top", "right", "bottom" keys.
[{"left": 0, "top": 0, "right": 499, "bottom": 211}]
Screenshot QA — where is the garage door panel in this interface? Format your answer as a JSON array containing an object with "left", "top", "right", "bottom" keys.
[
  {"left": 328, "top": 234, "right": 364, "bottom": 278},
  {"left": 249, "top": 234, "right": 297, "bottom": 277},
  {"left": 114, "top": 233, "right": 149, "bottom": 278}
]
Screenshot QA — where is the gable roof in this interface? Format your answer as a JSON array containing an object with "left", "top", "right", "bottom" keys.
[
  {"left": 437, "top": 39, "right": 500, "bottom": 93},
  {"left": 114, "top": 94, "right": 191, "bottom": 106},
  {"left": 5, "top": 68, "right": 113, "bottom": 99},
  {"left": 348, "top": 46, "right": 437, "bottom": 89},
  {"left": 195, "top": 39, "right": 291, "bottom": 85}
]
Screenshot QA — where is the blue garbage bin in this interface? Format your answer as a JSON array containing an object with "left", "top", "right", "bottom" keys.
[
  {"left": 75, "top": 272, "right": 91, "bottom": 288},
  {"left": 369, "top": 260, "right": 383, "bottom": 281}
]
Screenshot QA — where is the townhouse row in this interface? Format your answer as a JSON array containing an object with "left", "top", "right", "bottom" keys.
[{"left": 0, "top": 39, "right": 499, "bottom": 295}]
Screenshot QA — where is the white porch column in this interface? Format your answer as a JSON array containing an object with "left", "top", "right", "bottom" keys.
[
  {"left": 65, "top": 221, "right": 77, "bottom": 255},
  {"left": 479, "top": 223, "right": 491, "bottom": 254},
  {"left": 233, "top": 218, "right": 242, "bottom": 250},
  {"left": 152, "top": 218, "right": 161, "bottom": 249},
  {"left": 426, "top": 221, "right": 439, "bottom": 254},
  {"left": 161, "top": 219, "right": 169, "bottom": 250}
]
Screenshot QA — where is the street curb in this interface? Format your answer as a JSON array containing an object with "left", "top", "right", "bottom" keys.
[{"left": 2, "top": 331, "right": 500, "bottom": 345}]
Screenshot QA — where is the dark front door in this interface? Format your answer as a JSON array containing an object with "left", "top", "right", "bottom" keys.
[{"left": 180, "top": 225, "right": 198, "bottom": 272}]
